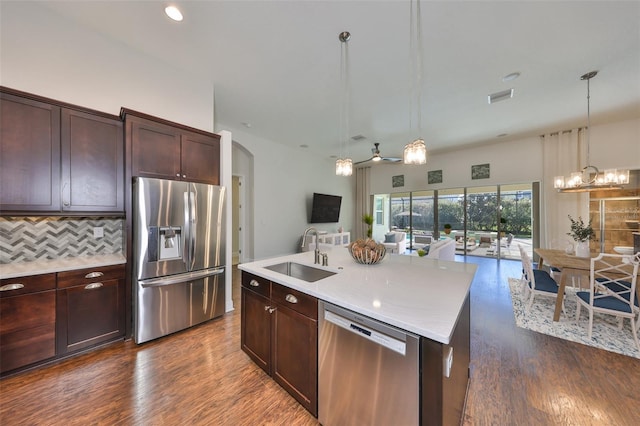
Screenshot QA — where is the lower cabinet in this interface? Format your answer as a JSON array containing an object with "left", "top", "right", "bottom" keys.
[
  {"left": 0, "top": 264, "right": 125, "bottom": 376},
  {"left": 241, "top": 272, "right": 318, "bottom": 416},
  {"left": 56, "top": 264, "right": 125, "bottom": 355},
  {"left": 0, "top": 273, "right": 56, "bottom": 374}
]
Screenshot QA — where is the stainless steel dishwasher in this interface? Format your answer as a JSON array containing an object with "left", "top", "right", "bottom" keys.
[{"left": 318, "top": 301, "right": 420, "bottom": 426}]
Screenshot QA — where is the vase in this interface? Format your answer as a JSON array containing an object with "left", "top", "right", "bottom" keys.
[{"left": 575, "top": 241, "right": 590, "bottom": 257}]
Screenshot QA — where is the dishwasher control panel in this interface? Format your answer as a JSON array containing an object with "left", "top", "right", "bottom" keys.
[{"left": 324, "top": 309, "right": 407, "bottom": 355}]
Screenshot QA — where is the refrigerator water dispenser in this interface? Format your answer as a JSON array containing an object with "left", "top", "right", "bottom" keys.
[{"left": 159, "top": 227, "right": 181, "bottom": 260}]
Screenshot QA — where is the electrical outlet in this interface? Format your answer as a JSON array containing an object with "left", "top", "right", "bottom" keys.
[{"left": 93, "top": 227, "right": 104, "bottom": 238}]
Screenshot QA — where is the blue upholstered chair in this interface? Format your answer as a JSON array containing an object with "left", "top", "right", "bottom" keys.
[
  {"left": 519, "top": 245, "right": 564, "bottom": 312},
  {"left": 575, "top": 252, "right": 640, "bottom": 351}
]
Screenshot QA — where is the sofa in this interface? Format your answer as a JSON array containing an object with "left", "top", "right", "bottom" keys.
[
  {"left": 381, "top": 231, "right": 407, "bottom": 254},
  {"left": 426, "top": 238, "right": 456, "bottom": 261}
]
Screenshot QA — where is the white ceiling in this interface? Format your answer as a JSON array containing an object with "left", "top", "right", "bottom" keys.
[{"left": 38, "top": 1, "right": 640, "bottom": 163}]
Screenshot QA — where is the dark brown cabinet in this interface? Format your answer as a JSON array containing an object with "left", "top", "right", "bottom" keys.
[
  {"left": 0, "top": 87, "right": 124, "bottom": 214},
  {"left": 0, "top": 273, "right": 57, "bottom": 374},
  {"left": 56, "top": 265, "right": 125, "bottom": 355},
  {"left": 0, "top": 92, "right": 61, "bottom": 211},
  {"left": 124, "top": 109, "right": 220, "bottom": 185},
  {"left": 241, "top": 272, "right": 318, "bottom": 416},
  {"left": 61, "top": 108, "right": 124, "bottom": 212}
]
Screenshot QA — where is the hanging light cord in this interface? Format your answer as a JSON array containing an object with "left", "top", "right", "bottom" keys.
[{"left": 585, "top": 74, "right": 591, "bottom": 167}]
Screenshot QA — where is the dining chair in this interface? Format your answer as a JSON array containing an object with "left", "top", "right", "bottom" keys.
[
  {"left": 519, "top": 245, "right": 564, "bottom": 312},
  {"left": 575, "top": 252, "right": 640, "bottom": 351}
]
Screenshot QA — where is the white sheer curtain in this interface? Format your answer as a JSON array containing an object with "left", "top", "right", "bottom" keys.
[
  {"left": 541, "top": 128, "right": 589, "bottom": 250},
  {"left": 355, "top": 166, "right": 371, "bottom": 240}
]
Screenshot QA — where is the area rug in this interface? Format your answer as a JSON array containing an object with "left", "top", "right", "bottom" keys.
[{"left": 508, "top": 277, "right": 640, "bottom": 359}]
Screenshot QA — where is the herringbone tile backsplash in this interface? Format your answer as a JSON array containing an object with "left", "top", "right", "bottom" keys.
[{"left": 0, "top": 217, "right": 124, "bottom": 264}]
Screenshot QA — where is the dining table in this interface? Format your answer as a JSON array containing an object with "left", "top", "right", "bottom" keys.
[
  {"left": 535, "top": 248, "right": 640, "bottom": 322},
  {"left": 535, "top": 248, "right": 593, "bottom": 321}
]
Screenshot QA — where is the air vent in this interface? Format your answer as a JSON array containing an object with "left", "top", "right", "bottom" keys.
[
  {"left": 351, "top": 134, "right": 366, "bottom": 141},
  {"left": 488, "top": 89, "right": 514, "bottom": 104}
]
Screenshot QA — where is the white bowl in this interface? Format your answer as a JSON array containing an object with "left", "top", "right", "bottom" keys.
[{"left": 613, "top": 246, "right": 634, "bottom": 255}]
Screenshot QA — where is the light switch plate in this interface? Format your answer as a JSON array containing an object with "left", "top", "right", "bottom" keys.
[{"left": 93, "top": 227, "right": 104, "bottom": 238}]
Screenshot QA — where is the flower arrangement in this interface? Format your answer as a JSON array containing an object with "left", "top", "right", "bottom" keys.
[{"left": 566, "top": 215, "right": 595, "bottom": 242}]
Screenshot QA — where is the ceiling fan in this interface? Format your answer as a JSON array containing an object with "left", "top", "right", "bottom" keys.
[{"left": 354, "top": 142, "right": 402, "bottom": 165}]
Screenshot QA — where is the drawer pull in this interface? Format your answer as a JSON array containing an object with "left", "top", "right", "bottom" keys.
[
  {"left": 84, "top": 282, "right": 103, "bottom": 290},
  {"left": 249, "top": 279, "right": 260, "bottom": 287},
  {"left": 268, "top": 307, "right": 276, "bottom": 314},
  {"left": 85, "top": 271, "right": 104, "bottom": 279},
  {"left": 285, "top": 294, "right": 298, "bottom": 304},
  {"left": 0, "top": 283, "right": 24, "bottom": 292}
]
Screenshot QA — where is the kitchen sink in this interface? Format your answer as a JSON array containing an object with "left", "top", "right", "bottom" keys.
[{"left": 264, "top": 262, "right": 336, "bottom": 282}]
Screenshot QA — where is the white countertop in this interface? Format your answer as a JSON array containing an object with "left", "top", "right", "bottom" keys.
[
  {"left": 238, "top": 248, "right": 477, "bottom": 344},
  {"left": 0, "top": 254, "right": 126, "bottom": 279}
]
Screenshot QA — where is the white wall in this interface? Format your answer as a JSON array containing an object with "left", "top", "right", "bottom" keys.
[
  {"left": 222, "top": 126, "right": 355, "bottom": 260},
  {"left": 370, "top": 117, "right": 639, "bottom": 195},
  {"left": 0, "top": 1, "right": 214, "bottom": 131}
]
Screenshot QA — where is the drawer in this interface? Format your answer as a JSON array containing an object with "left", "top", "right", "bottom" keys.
[
  {"left": 242, "top": 272, "right": 271, "bottom": 299},
  {"left": 0, "top": 273, "right": 56, "bottom": 298},
  {"left": 271, "top": 282, "right": 318, "bottom": 320},
  {"left": 57, "top": 264, "right": 125, "bottom": 289}
]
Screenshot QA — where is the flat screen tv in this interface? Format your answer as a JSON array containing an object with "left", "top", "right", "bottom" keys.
[{"left": 310, "top": 193, "right": 342, "bottom": 223}]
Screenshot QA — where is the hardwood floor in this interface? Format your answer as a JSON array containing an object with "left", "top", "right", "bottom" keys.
[{"left": 1, "top": 257, "right": 639, "bottom": 425}]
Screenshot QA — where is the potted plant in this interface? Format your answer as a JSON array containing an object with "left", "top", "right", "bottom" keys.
[
  {"left": 362, "top": 213, "right": 374, "bottom": 239},
  {"left": 443, "top": 223, "right": 452, "bottom": 235},
  {"left": 499, "top": 217, "right": 507, "bottom": 238},
  {"left": 566, "top": 215, "right": 595, "bottom": 257},
  {"left": 417, "top": 248, "right": 427, "bottom": 257}
]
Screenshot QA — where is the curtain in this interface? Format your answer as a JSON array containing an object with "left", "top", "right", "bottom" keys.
[
  {"left": 541, "top": 129, "right": 589, "bottom": 250},
  {"left": 355, "top": 166, "right": 371, "bottom": 240}
]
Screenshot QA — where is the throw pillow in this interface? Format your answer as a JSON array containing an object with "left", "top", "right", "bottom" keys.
[{"left": 384, "top": 233, "right": 395, "bottom": 243}]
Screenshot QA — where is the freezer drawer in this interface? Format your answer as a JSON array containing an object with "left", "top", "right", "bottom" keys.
[
  {"left": 318, "top": 301, "right": 420, "bottom": 426},
  {"left": 135, "top": 269, "right": 225, "bottom": 344}
]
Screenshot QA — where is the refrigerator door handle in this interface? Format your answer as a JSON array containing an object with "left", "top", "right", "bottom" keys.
[
  {"left": 139, "top": 267, "right": 225, "bottom": 288},
  {"left": 189, "top": 190, "right": 196, "bottom": 268},
  {"left": 183, "top": 191, "right": 190, "bottom": 266}
]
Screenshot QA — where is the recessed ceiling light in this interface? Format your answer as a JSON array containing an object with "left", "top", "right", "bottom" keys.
[
  {"left": 502, "top": 72, "right": 520, "bottom": 82},
  {"left": 241, "top": 122, "right": 252, "bottom": 128},
  {"left": 165, "top": 6, "right": 183, "bottom": 22}
]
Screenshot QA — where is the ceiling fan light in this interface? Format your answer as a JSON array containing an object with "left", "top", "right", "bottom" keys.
[{"left": 372, "top": 154, "right": 382, "bottom": 162}]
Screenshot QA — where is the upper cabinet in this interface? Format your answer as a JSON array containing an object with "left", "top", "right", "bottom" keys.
[
  {"left": 123, "top": 109, "right": 220, "bottom": 185},
  {"left": 0, "top": 88, "right": 124, "bottom": 215},
  {"left": 1, "top": 92, "right": 62, "bottom": 212},
  {"left": 61, "top": 109, "right": 124, "bottom": 212}
]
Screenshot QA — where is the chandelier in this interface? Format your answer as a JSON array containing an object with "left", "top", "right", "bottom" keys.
[
  {"left": 335, "top": 31, "right": 353, "bottom": 176},
  {"left": 554, "top": 71, "right": 629, "bottom": 192},
  {"left": 403, "top": 0, "right": 427, "bottom": 165}
]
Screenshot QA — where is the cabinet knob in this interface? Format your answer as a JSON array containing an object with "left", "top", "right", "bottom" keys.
[
  {"left": 285, "top": 294, "right": 298, "bottom": 304},
  {"left": 268, "top": 307, "right": 276, "bottom": 314},
  {"left": 182, "top": 174, "right": 186, "bottom": 178},
  {"left": 176, "top": 173, "right": 180, "bottom": 177},
  {"left": 0, "top": 283, "right": 24, "bottom": 292},
  {"left": 84, "top": 282, "right": 103, "bottom": 290},
  {"left": 249, "top": 279, "right": 260, "bottom": 287}
]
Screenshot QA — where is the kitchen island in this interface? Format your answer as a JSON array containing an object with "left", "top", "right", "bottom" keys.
[{"left": 239, "top": 247, "right": 477, "bottom": 425}]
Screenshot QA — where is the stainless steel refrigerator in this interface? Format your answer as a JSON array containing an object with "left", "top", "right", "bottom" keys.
[{"left": 133, "top": 177, "right": 226, "bottom": 344}]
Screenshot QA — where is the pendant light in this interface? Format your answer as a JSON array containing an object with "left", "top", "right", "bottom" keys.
[
  {"left": 403, "top": 0, "right": 427, "bottom": 165},
  {"left": 336, "top": 31, "right": 353, "bottom": 176},
  {"left": 554, "top": 71, "right": 629, "bottom": 192}
]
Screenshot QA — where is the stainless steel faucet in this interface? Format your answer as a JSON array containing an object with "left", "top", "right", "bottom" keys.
[{"left": 302, "top": 227, "right": 321, "bottom": 264}]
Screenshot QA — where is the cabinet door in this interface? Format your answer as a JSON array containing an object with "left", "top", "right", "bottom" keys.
[
  {"left": 130, "top": 117, "right": 181, "bottom": 180},
  {"left": 241, "top": 287, "right": 272, "bottom": 374},
  {"left": 56, "top": 277, "right": 125, "bottom": 355},
  {"left": 61, "top": 109, "right": 124, "bottom": 212},
  {"left": 272, "top": 303, "right": 318, "bottom": 416},
  {"left": 0, "top": 92, "right": 61, "bottom": 211},
  {"left": 181, "top": 132, "right": 220, "bottom": 185},
  {"left": 0, "top": 273, "right": 57, "bottom": 374}
]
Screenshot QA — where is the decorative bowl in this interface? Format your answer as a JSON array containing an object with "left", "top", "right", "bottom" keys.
[{"left": 348, "top": 240, "right": 386, "bottom": 265}]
